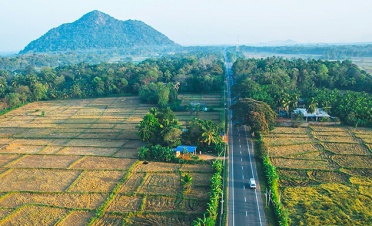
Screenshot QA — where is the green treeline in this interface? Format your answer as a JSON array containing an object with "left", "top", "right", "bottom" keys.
[
  {"left": 137, "top": 107, "right": 226, "bottom": 163},
  {"left": 193, "top": 160, "right": 223, "bottom": 226},
  {"left": 0, "top": 55, "right": 224, "bottom": 109},
  {"left": 237, "top": 44, "right": 372, "bottom": 59},
  {"left": 256, "top": 135, "right": 288, "bottom": 226},
  {"left": 232, "top": 57, "right": 372, "bottom": 127}
]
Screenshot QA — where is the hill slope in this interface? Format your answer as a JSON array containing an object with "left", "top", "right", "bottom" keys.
[{"left": 20, "top": 10, "right": 177, "bottom": 53}]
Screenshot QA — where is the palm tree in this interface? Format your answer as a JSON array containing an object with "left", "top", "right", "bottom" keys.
[{"left": 200, "top": 120, "right": 220, "bottom": 146}]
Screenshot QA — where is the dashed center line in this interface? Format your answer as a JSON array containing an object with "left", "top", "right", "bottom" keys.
[{"left": 245, "top": 197, "right": 247, "bottom": 202}]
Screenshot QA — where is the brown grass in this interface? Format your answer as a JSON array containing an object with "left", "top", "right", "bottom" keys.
[
  {"left": 268, "top": 144, "right": 322, "bottom": 157},
  {"left": 68, "top": 170, "right": 124, "bottom": 192},
  {"left": 0, "top": 154, "right": 21, "bottom": 167},
  {"left": 58, "top": 147, "right": 119, "bottom": 156},
  {"left": 118, "top": 172, "right": 146, "bottom": 194},
  {"left": 1, "top": 143, "right": 45, "bottom": 154},
  {"left": 106, "top": 195, "right": 142, "bottom": 212},
  {"left": 271, "top": 157, "right": 333, "bottom": 170},
  {"left": 69, "top": 156, "right": 136, "bottom": 170},
  {"left": 0, "top": 193, "right": 106, "bottom": 209},
  {"left": 126, "top": 212, "right": 196, "bottom": 226},
  {"left": 7, "top": 155, "right": 80, "bottom": 169},
  {"left": 0, "top": 205, "right": 69, "bottom": 226},
  {"left": 133, "top": 162, "right": 181, "bottom": 172},
  {"left": 58, "top": 211, "right": 95, "bottom": 226},
  {"left": 0, "top": 169, "right": 80, "bottom": 192},
  {"left": 332, "top": 155, "right": 372, "bottom": 168},
  {"left": 138, "top": 173, "right": 181, "bottom": 195},
  {"left": 323, "top": 143, "right": 371, "bottom": 155},
  {"left": 144, "top": 195, "right": 207, "bottom": 213}
]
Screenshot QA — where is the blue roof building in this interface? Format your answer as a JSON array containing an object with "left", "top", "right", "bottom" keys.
[{"left": 174, "top": 145, "right": 197, "bottom": 155}]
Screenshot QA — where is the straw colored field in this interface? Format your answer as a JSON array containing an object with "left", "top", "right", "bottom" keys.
[
  {"left": 133, "top": 161, "right": 181, "bottom": 172},
  {"left": 271, "top": 157, "right": 331, "bottom": 170},
  {"left": 282, "top": 183, "right": 372, "bottom": 226},
  {"left": 332, "top": 155, "right": 372, "bottom": 168},
  {"left": 138, "top": 173, "right": 181, "bottom": 195},
  {"left": 180, "top": 163, "right": 215, "bottom": 173},
  {"left": 263, "top": 136, "right": 315, "bottom": 146},
  {"left": 68, "top": 170, "right": 124, "bottom": 193},
  {"left": 64, "top": 139, "right": 125, "bottom": 148},
  {"left": 126, "top": 212, "right": 197, "bottom": 226},
  {"left": 6, "top": 155, "right": 80, "bottom": 169},
  {"left": 58, "top": 147, "right": 119, "bottom": 156},
  {"left": 69, "top": 156, "right": 136, "bottom": 170},
  {"left": 106, "top": 195, "right": 142, "bottom": 212},
  {"left": 341, "top": 168, "right": 372, "bottom": 178},
  {"left": 118, "top": 172, "right": 146, "bottom": 194},
  {"left": 310, "top": 126, "right": 348, "bottom": 132},
  {"left": 314, "top": 135, "right": 357, "bottom": 143},
  {"left": 0, "top": 205, "right": 69, "bottom": 226},
  {"left": 1, "top": 143, "right": 45, "bottom": 154},
  {"left": 0, "top": 96, "right": 214, "bottom": 225},
  {"left": 0, "top": 169, "right": 80, "bottom": 192},
  {"left": 268, "top": 143, "right": 322, "bottom": 157},
  {"left": 269, "top": 127, "right": 309, "bottom": 134},
  {"left": 59, "top": 211, "right": 95, "bottom": 226},
  {"left": 323, "top": 143, "right": 371, "bottom": 155},
  {"left": 0, "top": 154, "right": 20, "bottom": 167},
  {"left": 0, "top": 192, "right": 106, "bottom": 209},
  {"left": 279, "top": 169, "right": 349, "bottom": 186},
  {"left": 144, "top": 195, "right": 207, "bottom": 212},
  {"left": 268, "top": 126, "right": 372, "bottom": 225}
]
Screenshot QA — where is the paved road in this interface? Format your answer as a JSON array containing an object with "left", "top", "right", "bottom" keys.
[{"left": 225, "top": 60, "right": 267, "bottom": 226}]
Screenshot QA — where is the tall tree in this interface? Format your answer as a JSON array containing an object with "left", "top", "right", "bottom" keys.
[{"left": 231, "top": 98, "right": 276, "bottom": 135}]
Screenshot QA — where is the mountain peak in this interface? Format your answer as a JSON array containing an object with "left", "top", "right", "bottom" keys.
[
  {"left": 80, "top": 10, "right": 112, "bottom": 25},
  {"left": 20, "top": 11, "right": 177, "bottom": 54}
]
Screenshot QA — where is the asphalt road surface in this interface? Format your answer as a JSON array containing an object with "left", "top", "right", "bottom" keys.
[{"left": 225, "top": 60, "right": 267, "bottom": 226}]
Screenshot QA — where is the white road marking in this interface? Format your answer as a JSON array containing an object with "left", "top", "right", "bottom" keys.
[
  {"left": 244, "top": 126, "right": 263, "bottom": 226},
  {"left": 246, "top": 211, "right": 248, "bottom": 217},
  {"left": 241, "top": 158, "right": 242, "bottom": 161},
  {"left": 245, "top": 197, "right": 247, "bottom": 202},
  {"left": 242, "top": 175, "right": 244, "bottom": 179},
  {"left": 242, "top": 166, "right": 243, "bottom": 170}
]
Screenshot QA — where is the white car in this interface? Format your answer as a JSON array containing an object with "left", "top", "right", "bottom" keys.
[{"left": 249, "top": 178, "right": 256, "bottom": 189}]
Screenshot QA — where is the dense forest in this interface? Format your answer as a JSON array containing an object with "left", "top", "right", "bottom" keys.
[
  {"left": 237, "top": 44, "right": 372, "bottom": 59},
  {"left": 0, "top": 54, "right": 224, "bottom": 110},
  {"left": 232, "top": 57, "right": 372, "bottom": 127}
]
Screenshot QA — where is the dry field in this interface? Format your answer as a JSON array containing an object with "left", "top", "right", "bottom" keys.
[
  {"left": 176, "top": 93, "right": 223, "bottom": 126},
  {"left": 0, "top": 97, "right": 214, "bottom": 225},
  {"left": 264, "top": 125, "right": 372, "bottom": 225}
]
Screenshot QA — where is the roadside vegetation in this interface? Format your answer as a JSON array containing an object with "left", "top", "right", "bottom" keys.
[
  {"left": 232, "top": 57, "right": 372, "bottom": 127},
  {"left": 231, "top": 56, "right": 372, "bottom": 225}
]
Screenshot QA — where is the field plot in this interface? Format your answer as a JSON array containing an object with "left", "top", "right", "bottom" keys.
[
  {"left": 266, "top": 125, "right": 372, "bottom": 225},
  {"left": 176, "top": 93, "right": 223, "bottom": 126},
  {"left": 0, "top": 97, "right": 213, "bottom": 225}
]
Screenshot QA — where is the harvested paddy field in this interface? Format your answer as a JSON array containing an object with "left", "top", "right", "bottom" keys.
[
  {"left": 264, "top": 125, "right": 372, "bottom": 225},
  {"left": 176, "top": 93, "right": 224, "bottom": 127},
  {"left": 0, "top": 97, "right": 214, "bottom": 225}
]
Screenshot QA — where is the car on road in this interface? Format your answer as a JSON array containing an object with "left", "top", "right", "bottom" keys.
[{"left": 249, "top": 178, "right": 256, "bottom": 189}]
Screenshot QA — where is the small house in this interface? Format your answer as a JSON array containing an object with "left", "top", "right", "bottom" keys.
[
  {"left": 174, "top": 145, "right": 197, "bottom": 157},
  {"left": 293, "top": 108, "right": 330, "bottom": 121}
]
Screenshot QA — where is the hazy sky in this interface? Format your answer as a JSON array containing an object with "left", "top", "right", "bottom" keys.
[{"left": 1, "top": 0, "right": 372, "bottom": 52}]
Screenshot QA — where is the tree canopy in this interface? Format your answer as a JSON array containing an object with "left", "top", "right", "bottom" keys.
[{"left": 231, "top": 98, "right": 276, "bottom": 135}]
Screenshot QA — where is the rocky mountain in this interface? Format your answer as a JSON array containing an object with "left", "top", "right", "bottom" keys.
[{"left": 20, "top": 10, "right": 177, "bottom": 54}]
